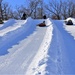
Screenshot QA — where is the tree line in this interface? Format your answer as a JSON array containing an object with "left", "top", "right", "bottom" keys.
[{"left": 0, "top": 0, "right": 75, "bottom": 20}]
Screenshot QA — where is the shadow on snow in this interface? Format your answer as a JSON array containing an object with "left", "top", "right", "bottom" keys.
[
  {"left": 46, "top": 20, "right": 75, "bottom": 75},
  {"left": 0, "top": 19, "right": 43, "bottom": 56}
]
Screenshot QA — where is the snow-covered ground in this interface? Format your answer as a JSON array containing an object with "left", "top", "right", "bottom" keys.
[
  {"left": 64, "top": 18, "right": 75, "bottom": 39},
  {"left": 0, "top": 18, "right": 53, "bottom": 75},
  {"left": 46, "top": 19, "right": 75, "bottom": 75},
  {"left": 0, "top": 17, "right": 75, "bottom": 75},
  {"left": 0, "top": 19, "right": 27, "bottom": 36}
]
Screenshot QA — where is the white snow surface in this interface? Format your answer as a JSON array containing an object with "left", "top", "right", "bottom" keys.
[
  {"left": 0, "top": 19, "right": 27, "bottom": 36},
  {"left": 64, "top": 18, "right": 75, "bottom": 39},
  {"left": 0, "top": 17, "right": 75, "bottom": 75},
  {"left": 25, "top": 19, "right": 53, "bottom": 75},
  {"left": 0, "top": 17, "right": 53, "bottom": 75}
]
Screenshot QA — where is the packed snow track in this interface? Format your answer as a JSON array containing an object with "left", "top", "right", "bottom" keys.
[
  {"left": 0, "top": 18, "right": 53, "bottom": 75},
  {"left": 0, "top": 17, "right": 75, "bottom": 75}
]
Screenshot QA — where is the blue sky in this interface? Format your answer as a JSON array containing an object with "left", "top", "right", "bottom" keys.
[
  {"left": 3, "top": 0, "right": 47, "bottom": 9},
  {"left": 3, "top": 0, "right": 27, "bottom": 9}
]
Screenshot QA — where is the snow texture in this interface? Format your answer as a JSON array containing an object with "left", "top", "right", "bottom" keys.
[{"left": 0, "top": 17, "right": 75, "bottom": 75}]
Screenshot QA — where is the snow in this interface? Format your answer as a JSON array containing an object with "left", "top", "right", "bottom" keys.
[
  {"left": 0, "top": 20, "right": 27, "bottom": 36},
  {"left": 64, "top": 18, "right": 75, "bottom": 39},
  {"left": 0, "top": 17, "right": 75, "bottom": 75},
  {"left": 0, "top": 17, "right": 53, "bottom": 75},
  {"left": 46, "top": 20, "right": 75, "bottom": 74},
  {"left": 0, "top": 19, "right": 16, "bottom": 29},
  {"left": 25, "top": 18, "right": 53, "bottom": 75},
  {"left": 0, "top": 24, "right": 3, "bottom": 27}
]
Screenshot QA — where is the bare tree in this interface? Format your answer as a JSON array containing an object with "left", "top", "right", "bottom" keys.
[
  {"left": 0, "top": 0, "right": 4, "bottom": 23},
  {"left": 27, "top": 0, "right": 39, "bottom": 18},
  {"left": 13, "top": 5, "right": 29, "bottom": 19},
  {"left": 15, "top": 6, "right": 24, "bottom": 19},
  {"left": 27, "top": 0, "right": 45, "bottom": 19},
  {"left": 45, "top": 0, "right": 62, "bottom": 19},
  {"left": 2, "top": 2, "right": 9, "bottom": 20},
  {"left": 7, "top": 6, "right": 14, "bottom": 19},
  {"left": 2, "top": 2, "right": 14, "bottom": 20},
  {"left": 0, "top": 0, "right": 3, "bottom": 20},
  {"left": 67, "top": 0, "right": 75, "bottom": 17},
  {"left": 61, "top": 0, "right": 75, "bottom": 19},
  {"left": 37, "top": 0, "right": 44, "bottom": 19},
  {"left": 61, "top": 1, "right": 68, "bottom": 19}
]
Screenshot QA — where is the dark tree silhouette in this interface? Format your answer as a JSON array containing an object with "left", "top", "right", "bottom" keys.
[
  {"left": 0, "top": 0, "right": 3, "bottom": 24},
  {"left": 21, "top": 12, "right": 26, "bottom": 20}
]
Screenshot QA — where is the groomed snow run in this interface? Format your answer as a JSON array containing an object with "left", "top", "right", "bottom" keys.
[
  {"left": 64, "top": 18, "right": 75, "bottom": 39},
  {"left": 25, "top": 18, "right": 53, "bottom": 75},
  {"left": 1, "top": 17, "right": 75, "bottom": 75},
  {"left": 0, "top": 18, "right": 53, "bottom": 75},
  {"left": 0, "top": 19, "right": 27, "bottom": 36}
]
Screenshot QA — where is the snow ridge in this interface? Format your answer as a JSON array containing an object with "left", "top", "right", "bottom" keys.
[
  {"left": 0, "top": 19, "right": 27, "bottom": 36},
  {"left": 64, "top": 22, "right": 75, "bottom": 40},
  {"left": 45, "top": 21, "right": 64, "bottom": 75},
  {"left": 25, "top": 18, "right": 53, "bottom": 75}
]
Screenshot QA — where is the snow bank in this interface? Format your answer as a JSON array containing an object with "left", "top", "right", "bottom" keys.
[
  {"left": 64, "top": 25, "right": 75, "bottom": 39},
  {"left": 0, "top": 18, "right": 50, "bottom": 74},
  {"left": 0, "top": 19, "right": 27, "bottom": 36},
  {"left": 26, "top": 17, "right": 32, "bottom": 21},
  {"left": 64, "top": 17, "right": 75, "bottom": 39},
  {"left": 0, "top": 19, "right": 16, "bottom": 30},
  {"left": 45, "top": 18, "right": 52, "bottom": 26},
  {"left": 0, "top": 17, "right": 43, "bottom": 56},
  {"left": 25, "top": 18, "right": 53, "bottom": 75}
]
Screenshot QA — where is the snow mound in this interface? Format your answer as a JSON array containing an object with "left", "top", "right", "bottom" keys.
[
  {"left": 45, "top": 18, "right": 52, "bottom": 26},
  {"left": 27, "top": 17, "right": 33, "bottom": 21},
  {"left": 25, "top": 18, "right": 53, "bottom": 75},
  {"left": 0, "top": 19, "right": 27, "bottom": 36},
  {"left": 3, "top": 19, "right": 16, "bottom": 26},
  {"left": 0, "top": 19, "right": 16, "bottom": 30},
  {"left": 66, "top": 17, "right": 75, "bottom": 24},
  {"left": 64, "top": 25, "right": 75, "bottom": 39},
  {"left": 64, "top": 17, "right": 75, "bottom": 39}
]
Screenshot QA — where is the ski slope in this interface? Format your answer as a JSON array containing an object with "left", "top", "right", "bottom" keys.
[
  {"left": 0, "top": 18, "right": 53, "bottom": 75},
  {"left": 46, "top": 19, "right": 75, "bottom": 75},
  {"left": 0, "top": 17, "right": 75, "bottom": 75}
]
